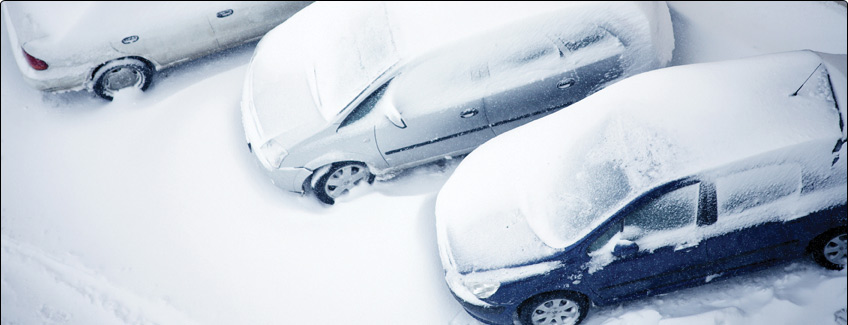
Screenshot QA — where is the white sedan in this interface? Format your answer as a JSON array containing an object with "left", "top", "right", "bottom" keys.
[{"left": 2, "top": 1, "right": 311, "bottom": 100}]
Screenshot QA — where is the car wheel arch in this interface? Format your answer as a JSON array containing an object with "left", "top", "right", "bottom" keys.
[
  {"left": 807, "top": 226, "right": 848, "bottom": 270},
  {"left": 89, "top": 56, "right": 156, "bottom": 100},
  {"left": 89, "top": 56, "right": 156, "bottom": 84},
  {"left": 308, "top": 161, "right": 376, "bottom": 205}
]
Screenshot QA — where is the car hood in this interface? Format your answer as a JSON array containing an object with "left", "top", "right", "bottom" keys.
[
  {"left": 435, "top": 203, "right": 559, "bottom": 274},
  {"left": 244, "top": 1, "right": 399, "bottom": 146}
]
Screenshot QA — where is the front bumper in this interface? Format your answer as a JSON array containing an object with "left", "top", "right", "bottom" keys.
[
  {"left": 262, "top": 165, "right": 313, "bottom": 194},
  {"left": 438, "top": 223, "right": 517, "bottom": 324},
  {"left": 241, "top": 90, "right": 312, "bottom": 193},
  {"left": 451, "top": 290, "right": 515, "bottom": 325}
]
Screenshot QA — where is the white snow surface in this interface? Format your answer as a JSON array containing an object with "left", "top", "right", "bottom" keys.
[{"left": 1, "top": 2, "right": 847, "bottom": 325}]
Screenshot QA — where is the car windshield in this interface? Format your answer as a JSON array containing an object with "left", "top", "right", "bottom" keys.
[
  {"left": 310, "top": 2, "right": 399, "bottom": 121},
  {"left": 521, "top": 122, "right": 662, "bottom": 249},
  {"left": 247, "top": 2, "right": 399, "bottom": 143}
]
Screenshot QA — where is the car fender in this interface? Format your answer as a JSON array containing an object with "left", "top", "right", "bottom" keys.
[
  {"left": 303, "top": 151, "right": 382, "bottom": 174},
  {"left": 303, "top": 153, "right": 383, "bottom": 191}
]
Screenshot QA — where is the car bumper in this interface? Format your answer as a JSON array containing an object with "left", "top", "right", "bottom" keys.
[
  {"left": 451, "top": 291, "right": 515, "bottom": 325},
  {"left": 438, "top": 225, "right": 517, "bottom": 324},
  {"left": 3, "top": 10, "right": 90, "bottom": 92},
  {"left": 262, "top": 165, "right": 313, "bottom": 194},
  {"left": 13, "top": 57, "right": 90, "bottom": 92}
]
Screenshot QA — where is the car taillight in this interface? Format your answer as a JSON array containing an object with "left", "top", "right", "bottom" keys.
[{"left": 22, "top": 48, "right": 48, "bottom": 70}]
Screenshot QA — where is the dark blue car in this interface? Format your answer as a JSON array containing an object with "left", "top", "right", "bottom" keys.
[{"left": 435, "top": 50, "right": 848, "bottom": 325}]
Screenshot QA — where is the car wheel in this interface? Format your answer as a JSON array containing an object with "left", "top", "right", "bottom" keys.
[
  {"left": 810, "top": 228, "right": 847, "bottom": 270},
  {"left": 518, "top": 291, "right": 590, "bottom": 325},
  {"left": 92, "top": 58, "right": 153, "bottom": 101},
  {"left": 314, "top": 162, "right": 374, "bottom": 205}
]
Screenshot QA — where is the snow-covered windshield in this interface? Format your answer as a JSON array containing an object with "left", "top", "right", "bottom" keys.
[
  {"left": 527, "top": 51, "right": 843, "bottom": 248},
  {"left": 309, "top": 2, "right": 398, "bottom": 121},
  {"left": 247, "top": 2, "right": 398, "bottom": 143}
]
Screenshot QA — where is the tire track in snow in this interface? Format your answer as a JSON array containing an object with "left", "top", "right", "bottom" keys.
[{"left": 1, "top": 235, "right": 199, "bottom": 325}]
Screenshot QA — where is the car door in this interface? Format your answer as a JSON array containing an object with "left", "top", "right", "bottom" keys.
[
  {"left": 698, "top": 165, "right": 799, "bottom": 276},
  {"left": 374, "top": 96, "right": 493, "bottom": 168},
  {"left": 484, "top": 28, "right": 625, "bottom": 135},
  {"left": 110, "top": 2, "right": 218, "bottom": 66},
  {"left": 588, "top": 181, "right": 716, "bottom": 302},
  {"left": 374, "top": 63, "right": 495, "bottom": 167}
]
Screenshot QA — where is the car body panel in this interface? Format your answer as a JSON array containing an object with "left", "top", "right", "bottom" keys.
[{"left": 376, "top": 96, "right": 493, "bottom": 167}]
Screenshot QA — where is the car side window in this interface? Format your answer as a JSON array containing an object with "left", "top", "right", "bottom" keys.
[
  {"left": 715, "top": 164, "right": 801, "bottom": 216},
  {"left": 554, "top": 28, "right": 613, "bottom": 54},
  {"left": 622, "top": 184, "right": 700, "bottom": 240},
  {"left": 487, "top": 40, "right": 561, "bottom": 77},
  {"left": 588, "top": 220, "right": 622, "bottom": 253},
  {"left": 338, "top": 82, "right": 390, "bottom": 129},
  {"left": 588, "top": 184, "right": 699, "bottom": 252}
]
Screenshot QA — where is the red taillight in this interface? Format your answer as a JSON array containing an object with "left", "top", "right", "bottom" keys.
[{"left": 22, "top": 48, "right": 48, "bottom": 71}]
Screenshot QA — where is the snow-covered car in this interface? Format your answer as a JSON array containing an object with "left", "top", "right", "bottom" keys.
[
  {"left": 240, "top": 1, "right": 674, "bottom": 204},
  {"left": 1, "top": 1, "right": 312, "bottom": 100},
  {"left": 435, "top": 50, "right": 848, "bottom": 325}
]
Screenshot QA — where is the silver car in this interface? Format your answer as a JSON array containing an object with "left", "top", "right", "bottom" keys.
[
  {"left": 2, "top": 1, "right": 311, "bottom": 100},
  {"left": 240, "top": 1, "right": 675, "bottom": 204}
]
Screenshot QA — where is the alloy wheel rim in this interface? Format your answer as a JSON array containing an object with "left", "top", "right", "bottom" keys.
[
  {"left": 324, "top": 165, "right": 368, "bottom": 198},
  {"left": 823, "top": 234, "right": 848, "bottom": 267},
  {"left": 531, "top": 298, "right": 580, "bottom": 325},
  {"left": 103, "top": 67, "right": 144, "bottom": 94}
]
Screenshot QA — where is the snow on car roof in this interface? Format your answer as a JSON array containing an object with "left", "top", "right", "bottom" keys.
[
  {"left": 436, "top": 51, "right": 844, "bottom": 265},
  {"left": 249, "top": 1, "right": 674, "bottom": 136}
]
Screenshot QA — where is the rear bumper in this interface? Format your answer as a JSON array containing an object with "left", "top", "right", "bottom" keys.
[{"left": 3, "top": 8, "right": 89, "bottom": 92}]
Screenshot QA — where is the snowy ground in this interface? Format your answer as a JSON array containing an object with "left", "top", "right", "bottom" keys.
[{"left": 1, "top": 2, "right": 846, "bottom": 325}]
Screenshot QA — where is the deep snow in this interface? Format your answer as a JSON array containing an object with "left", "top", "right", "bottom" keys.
[{"left": 1, "top": 2, "right": 846, "bottom": 325}]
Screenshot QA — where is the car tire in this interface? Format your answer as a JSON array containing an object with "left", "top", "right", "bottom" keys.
[
  {"left": 92, "top": 58, "right": 153, "bottom": 101},
  {"left": 810, "top": 228, "right": 847, "bottom": 270},
  {"left": 314, "top": 162, "right": 375, "bottom": 205},
  {"left": 518, "top": 291, "right": 590, "bottom": 325}
]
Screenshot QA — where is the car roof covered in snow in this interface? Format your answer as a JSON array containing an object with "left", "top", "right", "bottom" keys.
[
  {"left": 246, "top": 1, "right": 674, "bottom": 142},
  {"left": 436, "top": 50, "right": 847, "bottom": 272}
]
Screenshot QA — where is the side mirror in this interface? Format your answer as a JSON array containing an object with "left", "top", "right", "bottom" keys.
[
  {"left": 384, "top": 105, "right": 407, "bottom": 129},
  {"left": 612, "top": 241, "right": 639, "bottom": 258}
]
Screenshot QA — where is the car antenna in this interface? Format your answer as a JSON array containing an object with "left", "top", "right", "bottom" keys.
[{"left": 791, "top": 63, "right": 823, "bottom": 97}]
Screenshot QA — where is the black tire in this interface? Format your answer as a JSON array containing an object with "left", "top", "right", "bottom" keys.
[
  {"left": 810, "top": 228, "right": 847, "bottom": 270},
  {"left": 314, "top": 162, "right": 374, "bottom": 205},
  {"left": 92, "top": 58, "right": 153, "bottom": 101},
  {"left": 518, "top": 291, "right": 590, "bottom": 325}
]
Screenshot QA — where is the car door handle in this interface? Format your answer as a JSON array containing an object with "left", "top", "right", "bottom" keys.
[
  {"left": 217, "top": 9, "right": 234, "bottom": 18},
  {"left": 460, "top": 108, "right": 478, "bottom": 118},
  {"left": 557, "top": 78, "right": 576, "bottom": 89}
]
